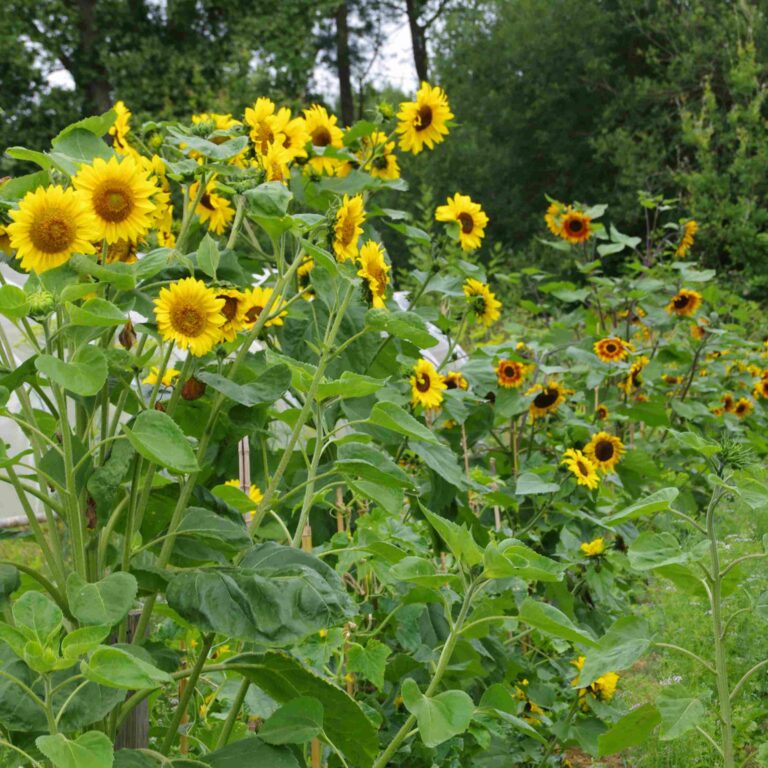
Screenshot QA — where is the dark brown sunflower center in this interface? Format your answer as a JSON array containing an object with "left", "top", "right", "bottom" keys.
[
  {"left": 312, "top": 127, "right": 332, "bottom": 147},
  {"left": 534, "top": 388, "right": 559, "bottom": 408},
  {"left": 673, "top": 295, "right": 690, "bottom": 309},
  {"left": 576, "top": 460, "right": 589, "bottom": 476},
  {"left": 219, "top": 295, "right": 239, "bottom": 322},
  {"left": 372, "top": 155, "right": 389, "bottom": 170},
  {"left": 245, "top": 305, "right": 263, "bottom": 324},
  {"left": 567, "top": 218, "right": 583, "bottom": 233},
  {"left": 200, "top": 193, "right": 215, "bottom": 211},
  {"left": 171, "top": 304, "right": 206, "bottom": 337},
  {"left": 605, "top": 342, "right": 617, "bottom": 354},
  {"left": 458, "top": 212, "right": 475, "bottom": 234},
  {"left": 416, "top": 105, "right": 433, "bottom": 131},
  {"left": 94, "top": 184, "right": 133, "bottom": 223},
  {"left": 416, "top": 374, "right": 431, "bottom": 393},
  {"left": 736, "top": 404, "right": 746, "bottom": 414},
  {"left": 30, "top": 212, "right": 74, "bottom": 253},
  {"left": 504, "top": 365, "right": 517, "bottom": 379},
  {"left": 594, "top": 441, "right": 614, "bottom": 461},
  {"left": 338, "top": 216, "right": 356, "bottom": 246}
]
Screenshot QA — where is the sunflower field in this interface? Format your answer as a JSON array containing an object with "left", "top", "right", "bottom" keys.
[{"left": 0, "top": 82, "right": 767, "bottom": 768}]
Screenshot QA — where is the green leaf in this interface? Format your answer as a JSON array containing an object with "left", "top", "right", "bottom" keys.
[
  {"left": 176, "top": 507, "right": 250, "bottom": 554},
  {"left": 201, "top": 738, "right": 301, "bottom": 768},
  {"left": 232, "top": 651, "right": 378, "bottom": 768},
  {"left": 578, "top": 617, "right": 650, "bottom": 687},
  {"left": 656, "top": 686, "right": 705, "bottom": 741},
  {"left": 87, "top": 439, "right": 135, "bottom": 523},
  {"left": 478, "top": 684, "right": 547, "bottom": 744},
  {"left": 69, "top": 254, "right": 136, "bottom": 290},
  {"left": 597, "top": 703, "right": 660, "bottom": 756},
  {"left": 53, "top": 110, "right": 117, "bottom": 143},
  {"left": 245, "top": 181, "right": 293, "bottom": 217},
  {"left": 317, "top": 371, "right": 384, "bottom": 401},
  {"left": 61, "top": 625, "right": 112, "bottom": 660},
  {"left": 168, "top": 129, "right": 249, "bottom": 161},
  {"left": 365, "top": 308, "right": 437, "bottom": 348},
  {"left": 401, "top": 678, "right": 474, "bottom": 748},
  {"left": 0, "top": 285, "right": 29, "bottom": 320},
  {"left": 604, "top": 487, "right": 679, "bottom": 525},
  {"left": 347, "top": 640, "right": 391, "bottom": 690},
  {"left": 47, "top": 128, "right": 112, "bottom": 175},
  {"left": 368, "top": 401, "right": 439, "bottom": 444},
  {"left": 166, "top": 566, "right": 351, "bottom": 644},
  {"left": 36, "top": 731, "right": 114, "bottom": 768},
  {"left": 390, "top": 556, "right": 457, "bottom": 588},
  {"left": 518, "top": 598, "right": 598, "bottom": 648},
  {"left": 197, "top": 365, "right": 291, "bottom": 407},
  {"left": 337, "top": 442, "right": 412, "bottom": 489},
  {"left": 67, "top": 298, "right": 127, "bottom": 327},
  {"left": 197, "top": 234, "right": 220, "bottom": 279},
  {"left": 423, "top": 508, "right": 484, "bottom": 567},
  {"left": 122, "top": 410, "right": 199, "bottom": 474},
  {"left": 36, "top": 346, "right": 108, "bottom": 397},
  {"left": 259, "top": 696, "right": 324, "bottom": 745},
  {"left": 515, "top": 472, "right": 560, "bottom": 495},
  {"left": 0, "top": 622, "right": 28, "bottom": 657},
  {"left": 0, "top": 564, "right": 20, "bottom": 605},
  {"left": 66, "top": 572, "right": 137, "bottom": 626},
  {"left": 82, "top": 645, "right": 171, "bottom": 689},
  {"left": 2, "top": 152, "right": 52, "bottom": 175},
  {"left": 410, "top": 440, "right": 467, "bottom": 489},
  {"left": 13, "top": 591, "right": 62, "bottom": 644},
  {"left": 628, "top": 532, "right": 689, "bottom": 571},
  {"left": 669, "top": 430, "right": 721, "bottom": 458},
  {"left": 483, "top": 540, "right": 564, "bottom": 583}
]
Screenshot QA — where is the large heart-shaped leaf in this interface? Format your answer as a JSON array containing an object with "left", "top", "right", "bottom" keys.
[
  {"left": 518, "top": 598, "right": 598, "bottom": 648},
  {"left": 82, "top": 645, "right": 171, "bottom": 690},
  {"left": 36, "top": 731, "right": 114, "bottom": 768},
  {"left": 13, "top": 591, "right": 62, "bottom": 644},
  {"left": 66, "top": 572, "right": 138, "bottom": 626},
  {"left": 578, "top": 616, "right": 650, "bottom": 687},
  {"left": 656, "top": 685, "right": 706, "bottom": 741},
  {"left": 259, "top": 696, "right": 324, "bottom": 745},
  {"left": 597, "top": 703, "right": 660, "bottom": 756},
  {"left": 401, "top": 678, "right": 474, "bottom": 748},
  {"left": 123, "top": 410, "right": 199, "bottom": 474},
  {"left": 483, "top": 540, "right": 564, "bottom": 583},
  {"left": 36, "top": 346, "right": 108, "bottom": 397}
]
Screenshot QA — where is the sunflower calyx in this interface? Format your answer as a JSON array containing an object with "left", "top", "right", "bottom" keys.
[{"left": 27, "top": 289, "right": 55, "bottom": 319}]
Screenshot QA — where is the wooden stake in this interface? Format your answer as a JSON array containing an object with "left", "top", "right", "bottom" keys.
[
  {"left": 335, "top": 486, "right": 345, "bottom": 534},
  {"left": 310, "top": 738, "right": 322, "bottom": 767},
  {"left": 301, "top": 524, "right": 313, "bottom": 553}
]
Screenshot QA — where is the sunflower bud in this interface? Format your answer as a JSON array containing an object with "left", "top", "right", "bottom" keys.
[
  {"left": 118, "top": 320, "right": 137, "bottom": 350},
  {"left": 181, "top": 376, "right": 206, "bottom": 401},
  {"left": 190, "top": 119, "right": 215, "bottom": 137},
  {"left": 27, "top": 289, "right": 55, "bottom": 319},
  {"left": 148, "top": 132, "right": 164, "bottom": 150},
  {"left": 377, "top": 101, "right": 394, "bottom": 120}
]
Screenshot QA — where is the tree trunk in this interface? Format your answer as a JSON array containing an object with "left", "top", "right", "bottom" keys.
[
  {"left": 404, "top": 0, "right": 429, "bottom": 83},
  {"left": 335, "top": 0, "right": 355, "bottom": 126},
  {"left": 73, "top": 0, "right": 112, "bottom": 115}
]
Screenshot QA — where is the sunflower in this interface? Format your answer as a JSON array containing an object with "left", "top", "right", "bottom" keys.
[
  {"left": 0, "top": 225, "right": 11, "bottom": 254},
  {"left": 109, "top": 101, "right": 136, "bottom": 156},
  {"left": 584, "top": 431, "right": 624, "bottom": 472},
  {"left": 621, "top": 355, "right": 649, "bottom": 395},
  {"left": 278, "top": 113, "right": 310, "bottom": 161},
  {"left": 462, "top": 278, "right": 501, "bottom": 326},
  {"left": 303, "top": 105, "right": 344, "bottom": 175},
  {"left": 754, "top": 379, "right": 768, "bottom": 399},
  {"left": 559, "top": 209, "right": 592, "bottom": 244},
  {"left": 242, "top": 285, "right": 287, "bottom": 328},
  {"left": 73, "top": 155, "right": 157, "bottom": 243},
  {"left": 189, "top": 178, "right": 235, "bottom": 235},
  {"left": 580, "top": 537, "right": 605, "bottom": 557},
  {"left": 675, "top": 220, "right": 698, "bottom": 258},
  {"left": 496, "top": 359, "right": 529, "bottom": 389},
  {"left": 357, "top": 240, "right": 390, "bottom": 309},
  {"left": 154, "top": 277, "right": 226, "bottom": 356},
  {"left": 258, "top": 142, "right": 293, "bottom": 183},
  {"left": 544, "top": 201, "right": 567, "bottom": 236},
  {"left": 410, "top": 359, "right": 446, "bottom": 410},
  {"left": 142, "top": 367, "right": 180, "bottom": 387},
  {"left": 360, "top": 131, "right": 400, "bottom": 180},
  {"left": 690, "top": 321, "right": 709, "bottom": 340},
  {"left": 333, "top": 193, "right": 365, "bottom": 262},
  {"left": 216, "top": 288, "right": 248, "bottom": 342},
  {"left": 528, "top": 380, "right": 569, "bottom": 418},
  {"left": 594, "top": 337, "right": 631, "bottom": 363},
  {"left": 225, "top": 479, "right": 264, "bottom": 507},
  {"left": 722, "top": 393, "right": 735, "bottom": 412},
  {"left": 596, "top": 404, "right": 609, "bottom": 420},
  {"left": 244, "top": 98, "right": 282, "bottom": 156},
  {"left": 106, "top": 239, "right": 138, "bottom": 264},
  {"left": 435, "top": 194, "right": 489, "bottom": 252},
  {"left": 192, "top": 111, "right": 241, "bottom": 137},
  {"left": 734, "top": 398, "right": 753, "bottom": 419},
  {"left": 443, "top": 371, "right": 468, "bottom": 390},
  {"left": 396, "top": 82, "right": 453, "bottom": 154},
  {"left": 6, "top": 185, "right": 100, "bottom": 273},
  {"left": 297, "top": 256, "right": 315, "bottom": 299},
  {"left": 561, "top": 449, "right": 600, "bottom": 489},
  {"left": 572, "top": 656, "right": 619, "bottom": 709},
  {"left": 666, "top": 288, "right": 702, "bottom": 317}
]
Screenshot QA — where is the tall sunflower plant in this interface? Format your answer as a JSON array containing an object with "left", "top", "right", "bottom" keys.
[{"left": 0, "top": 87, "right": 764, "bottom": 768}]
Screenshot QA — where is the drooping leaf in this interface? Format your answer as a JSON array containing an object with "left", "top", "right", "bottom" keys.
[
  {"left": 518, "top": 598, "right": 598, "bottom": 648},
  {"left": 197, "top": 365, "right": 291, "bottom": 407},
  {"left": 401, "top": 678, "right": 474, "bottom": 748},
  {"left": 597, "top": 703, "right": 660, "bottom": 756},
  {"left": 201, "top": 738, "right": 301, "bottom": 768},
  {"left": 422, "top": 508, "right": 484, "bottom": 567},
  {"left": 515, "top": 472, "right": 560, "bottom": 495},
  {"left": 365, "top": 308, "right": 437, "bottom": 348},
  {"left": 82, "top": 645, "right": 171, "bottom": 689},
  {"left": 67, "top": 298, "right": 127, "bottom": 327},
  {"left": 578, "top": 616, "right": 651, "bottom": 687},
  {"left": 368, "top": 401, "right": 439, "bottom": 444},
  {"left": 316, "top": 371, "right": 384, "bottom": 401},
  {"left": 61, "top": 625, "right": 112, "bottom": 660},
  {"left": 36, "top": 731, "right": 114, "bottom": 768},
  {"left": 627, "top": 532, "right": 690, "bottom": 571},
  {"left": 656, "top": 686, "right": 706, "bottom": 741},
  {"left": 604, "top": 487, "right": 679, "bottom": 525},
  {"left": 36, "top": 346, "right": 109, "bottom": 397},
  {"left": 123, "top": 410, "right": 199, "bottom": 474},
  {"left": 483, "top": 540, "right": 564, "bottom": 583}
]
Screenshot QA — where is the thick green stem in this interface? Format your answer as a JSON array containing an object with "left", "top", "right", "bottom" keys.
[
  {"left": 160, "top": 634, "right": 214, "bottom": 754},
  {"left": 371, "top": 581, "right": 477, "bottom": 768},
  {"left": 214, "top": 677, "right": 250, "bottom": 748},
  {"left": 291, "top": 404, "right": 325, "bottom": 547},
  {"left": 706, "top": 488, "right": 735, "bottom": 768}
]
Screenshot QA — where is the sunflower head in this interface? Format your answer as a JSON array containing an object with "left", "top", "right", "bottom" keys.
[
  {"left": 675, "top": 219, "right": 698, "bottom": 258},
  {"left": 559, "top": 209, "right": 592, "bottom": 244},
  {"left": 7, "top": 185, "right": 99, "bottom": 273},
  {"left": 528, "top": 380, "right": 570, "bottom": 418},
  {"left": 666, "top": 288, "right": 702, "bottom": 317},
  {"left": 462, "top": 278, "right": 501, "bottom": 326},
  {"left": 333, "top": 193, "right": 366, "bottom": 262},
  {"left": 580, "top": 537, "right": 606, "bottom": 557},
  {"left": 621, "top": 356, "right": 649, "bottom": 395},
  {"left": 241, "top": 285, "right": 287, "bottom": 329},
  {"left": 191, "top": 177, "right": 235, "bottom": 235},
  {"left": 357, "top": 240, "right": 390, "bottom": 308},
  {"left": 215, "top": 288, "right": 248, "bottom": 342},
  {"left": 544, "top": 200, "right": 567, "bottom": 236},
  {"left": 73, "top": 155, "right": 158, "bottom": 243},
  {"left": 596, "top": 404, "right": 609, "bottom": 420},
  {"left": 594, "top": 336, "right": 631, "bottom": 363},
  {"left": 303, "top": 105, "right": 344, "bottom": 175},
  {"left": 435, "top": 194, "right": 489, "bottom": 252},
  {"left": 561, "top": 449, "right": 600, "bottom": 489},
  {"left": 584, "top": 431, "right": 624, "bottom": 472},
  {"left": 154, "top": 277, "right": 226, "bottom": 356},
  {"left": 733, "top": 397, "right": 753, "bottom": 419},
  {"left": 360, "top": 131, "right": 400, "bottom": 180},
  {"left": 443, "top": 371, "right": 468, "bottom": 390},
  {"left": 410, "top": 359, "right": 446, "bottom": 410},
  {"left": 396, "top": 82, "right": 453, "bottom": 154},
  {"left": 496, "top": 359, "right": 529, "bottom": 389},
  {"left": 143, "top": 367, "right": 181, "bottom": 388}
]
